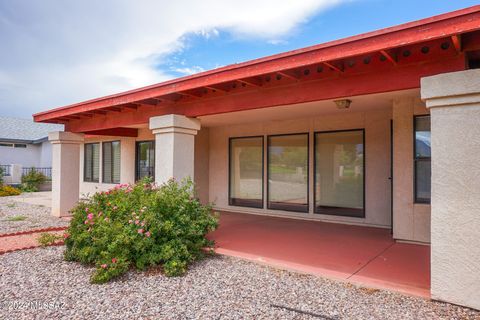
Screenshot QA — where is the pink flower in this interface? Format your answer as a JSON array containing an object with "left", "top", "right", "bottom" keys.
[
  {"left": 135, "top": 220, "right": 139, "bottom": 225},
  {"left": 87, "top": 213, "right": 93, "bottom": 220},
  {"left": 137, "top": 229, "right": 144, "bottom": 234},
  {"left": 104, "top": 217, "right": 109, "bottom": 222},
  {"left": 140, "top": 209, "right": 145, "bottom": 213},
  {"left": 140, "top": 221, "right": 145, "bottom": 227},
  {"left": 128, "top": 220, "right": 133, "bottom": 224},
  {"left": 85, "top": 208, "right": 89, "bottom": 212},
  {"left": 101, "top": 264, "right": 107, "bottom": 269},
  {"left": 111, "top": 258, "right": 117, "bottom": 264},
  {"left": 145, "top": 231, "right": 151, "bottom": 237},
  {"left": 113, "top": 206, "right": 118, "bottom": 210},
  {"left": 98, "top": 211, "right": 103, "bottom": 216},
  {"left": 63, "top": 233, "right": 69, "bottom": 239},
  {"left": 84, "top": 220, "right": 89, "bottom": 225}
]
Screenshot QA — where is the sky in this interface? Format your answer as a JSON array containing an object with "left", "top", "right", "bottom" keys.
[{"left": 0, "top": 0, "right": 478, "bottom": 119}]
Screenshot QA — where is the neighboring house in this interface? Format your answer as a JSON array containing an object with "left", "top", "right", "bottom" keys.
[
  {"left": 0, "top": 116, "right": 63, "bottom": 168},
  {"left": 33, "top": 7, "right": 480, "bottom": 311}
]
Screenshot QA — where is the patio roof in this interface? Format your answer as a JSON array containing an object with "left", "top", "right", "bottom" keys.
[{"left": 34, "top": 6, "right": 480, "bottom": 135}]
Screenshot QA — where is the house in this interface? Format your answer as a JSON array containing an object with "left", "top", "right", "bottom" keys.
[
  {"left": 0, "top": 116, "right": 63, "bottom": 183},
  {"left": 33, "top": 7, "right": 480, "bottom": 310}
]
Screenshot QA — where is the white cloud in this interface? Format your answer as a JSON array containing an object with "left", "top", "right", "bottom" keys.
[
  {"left": 171, "top": 66, "right": 206, "bottom": 76},
  {"left": 0, "top": 0, "right": 347, "bottom": 118}
]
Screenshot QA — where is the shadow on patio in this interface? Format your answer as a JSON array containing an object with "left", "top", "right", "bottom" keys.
[{"left": 208, "top": 211, "right": 430, "bottom": 298}]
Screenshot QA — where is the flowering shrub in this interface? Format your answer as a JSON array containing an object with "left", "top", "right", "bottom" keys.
[
  {"left": 64, "top": 178, "right": 218, "bottom": 283},
  {"left": 0, "top": 185, "right": 22, "bottom": 197}
]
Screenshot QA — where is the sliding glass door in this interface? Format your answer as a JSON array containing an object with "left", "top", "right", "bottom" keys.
[
  {"left": 136, "top": 141, "right": 155, "bottom": 181},
  {"left": 315, "top": 130, "right": 364, "bottom": 217},
  {"left": 267, "top": 134, "right": 309, "bottom": 212},
  {"left": 229, "top": 137, "right": 264, "bottom": 208}
]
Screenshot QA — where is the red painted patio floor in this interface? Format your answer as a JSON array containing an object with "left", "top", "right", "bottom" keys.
[{"left": 208, "top": 211, "right": 430, "bottom": 298}]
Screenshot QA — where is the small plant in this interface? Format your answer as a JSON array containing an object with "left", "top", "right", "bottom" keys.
[
  {"left": 0, "top": 166, "right": 4, "bottom": 185},
  {"left": 21, "top": 169, "right": 47, "bottom": 192},
  {"left": 0, "top": 185, "right": 22, "bottom": 197},
  {"left": 6, "top": 202, "right": 16, "bottom": 208},
  {"left": 7, "top": 215, "right": 27, "bottom": 221},
  {"left": 64, "top": 178, "right": 218, "bottom": 283},
  {"left": 38, "top": 233, "right": 64, "bottom": 247}
]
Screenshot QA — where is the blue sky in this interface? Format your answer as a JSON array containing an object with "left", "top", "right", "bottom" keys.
[
  {"left": 0, "top": 0, "right": 478, "bottom": 118},
  {"left": 161, "top": 0, "right": 479, "bottom": 77}
]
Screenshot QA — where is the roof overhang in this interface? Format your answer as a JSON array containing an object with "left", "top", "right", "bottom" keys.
[{"left": 33, "top": 5, "right": 480, "bottom": 133}]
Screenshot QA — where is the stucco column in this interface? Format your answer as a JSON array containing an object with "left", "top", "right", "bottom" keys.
[
  {"left": 48, "top": 131, "right": 84, "bottom": 217},
  {"left": 421, "top": 69, "right": 480, "bottom": 310},
  {"left": 149, "top": 115, "right": 200, "bottom": 185}
]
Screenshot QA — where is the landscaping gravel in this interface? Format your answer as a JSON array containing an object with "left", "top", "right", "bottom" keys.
[
  {"left": 0, "top": 198, "right": 68, "bottom": 234},
  {"left": 1, "top": 247, "right": 478, "bottom": 320}
]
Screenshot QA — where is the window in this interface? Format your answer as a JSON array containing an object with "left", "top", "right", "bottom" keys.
[
  {"left": 14, "top": 144, "right": 27, "bottom": 148},
  {"left": 414, "top": 115, "right": 431, "bottom": 203},
  {"left": 136, "top": 141, "right": 155, "bottom": 181},
  {"left": 84, "top": 143, "right": 100, "bottom": 182},
  {"left": 267, "top": 133, "right": 308, "bottom": 212},
  {"left": 315, "top": 130, "right": 364, "bottom": 217},
  {"left": 0, "top": 143, "right": 13, "bottom": 147},
  {"left": 103, "top": 141, "right": 121, "bottom": 184},
  {"left": 229, "top": 136, "right": 263, "bottom": 208}
]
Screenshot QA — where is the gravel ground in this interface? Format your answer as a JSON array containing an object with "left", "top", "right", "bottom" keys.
[
  {"left": 0, "top": 198, "right": 68, "bottom": 234},
  {"left": 0, "top": 247, "right": 478, "bottom": 320}
]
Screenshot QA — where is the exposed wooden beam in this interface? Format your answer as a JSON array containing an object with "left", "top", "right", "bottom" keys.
[
  {"left": 205, "top": 85, "right": 227, "bottom": 93},
  {"left": 108, "top": 107, "right": 123, "bottom": 112},
  {"left": 178, "top": 91, "right": 202, "bottom": 99},
  {"left": 323, "top": 61, "right": 344, "bottom": 73},
  {"left": 451, "top": 34, "right": 462, "bottom": 53},
  {"left": 277, "top": 71, "right": 300, "bottom": 81},
  {"left": 84, "top": 127, "right": 138, "bottom": 137},
  {"left": 123, "top": 104, "right": 138, "bottom": 110},
  {"left": 237, "top": 78, "right": 262, "bottom": 87},
  {"left": 380, "top": 50, "right": 397, "bottom": 65}
]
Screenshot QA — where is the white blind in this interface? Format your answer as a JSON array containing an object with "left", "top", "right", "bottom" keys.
[{"left": 103, "top": 141, "right": 121, "bottom": 184}]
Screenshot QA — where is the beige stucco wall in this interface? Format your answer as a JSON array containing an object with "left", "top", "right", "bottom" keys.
[
  {"left": 392, "top": 97, "right": 431, "bottom": 243},
  {"left": 207, "top": 108, "right": 393, "bottom": 228},
  {"left": 79, "top": 128, "right": 154, "bottom": 197},
  {"left": 422, "top": 69, "right": 480, "bottom": 310},
  {"left": 194, "top": 127, "right": 210, "bottom": 204}
]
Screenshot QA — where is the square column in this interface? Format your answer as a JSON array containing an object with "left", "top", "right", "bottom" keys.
[
  {"left": 421, "top": 69, "right": 480, "bottom": 310},
  {"left": 48, "top": 131, "right": 84, "bottom": 217},
  {"left": 149, "top": 115, "right": 200, "bottom": 185}
]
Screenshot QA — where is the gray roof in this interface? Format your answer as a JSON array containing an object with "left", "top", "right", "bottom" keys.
[{"left": 0, "top": 116, "right": 64, "bottom": 143}]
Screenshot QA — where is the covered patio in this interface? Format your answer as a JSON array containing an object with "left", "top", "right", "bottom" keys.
[{"left": 209, "top": 211, "right": 430, "bottom": 297}]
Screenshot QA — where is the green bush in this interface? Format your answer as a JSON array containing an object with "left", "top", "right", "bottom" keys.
[
  {"left": 64, "top": 178, "right": 218, "bottom": 283},
  {"left": 0, "top": 166, "right": 4, "bottom": 185},
  {"left": 21, "top": 169, "right": 47, "bottom": 192}
]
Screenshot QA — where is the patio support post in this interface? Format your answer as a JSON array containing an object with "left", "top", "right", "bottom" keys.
[
  {"left": 149, "top": 115, "right": 200, "bottom": 185},
  {"left": 421, "top": 69, "right": 480, "bottom": 310},
  {"left": 48, "top": 131, "right": 84, "bottom": 217}
]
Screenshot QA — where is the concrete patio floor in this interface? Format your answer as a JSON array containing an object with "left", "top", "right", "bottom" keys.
[{"left": 209, "top": 211, "right": 430, "bottom": 298}]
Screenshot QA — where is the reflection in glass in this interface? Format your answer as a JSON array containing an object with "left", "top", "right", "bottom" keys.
[
  {"left": 415, "top": 116, "right": 431, "bottom": 157},
  {"left": 315, "top": 130, "right": 364, "bottom": 217},
  {"left": 414, "top": 115, "right": 431, "bottom": 203},
  {"left": 136, "top": 141, "right": 155, "bottom": 181},
  {"left": 229, "top": 137, "right": 263, "bottom": 208},
  {"left": 268, "top": 134, "right": 308, "bottom": 212}
]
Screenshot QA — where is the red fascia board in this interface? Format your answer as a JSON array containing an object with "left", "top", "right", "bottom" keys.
[{"left": 34, "top": 5, "right": 480, "bottom": 122}]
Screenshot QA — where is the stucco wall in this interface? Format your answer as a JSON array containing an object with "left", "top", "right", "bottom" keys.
[
  {"left": 0, "top": 143, "right": 42, "bottom": 167},
  {"left": 392, "top": 97, "right": 431, "bottom": 243},
  {"left": 79, "top": 128, "right": 154, "bottom": 197},
  {"left": 194, "top": 128, "right": 210, "bottom": 204},
  {"left": 422, "top": 69, "right": 480, "bottom": 310},
  {"left": 207, "top": 108, "right": 392, "bottom": 228}
]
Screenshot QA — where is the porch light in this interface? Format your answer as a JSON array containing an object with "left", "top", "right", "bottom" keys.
[{"left": 334, "top": 99, "right": 352, "bottom": 109}]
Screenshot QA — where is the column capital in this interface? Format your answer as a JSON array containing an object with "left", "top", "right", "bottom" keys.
[
  {"left": 421, "top": 69, "right": 480, "bottom": 109},
  {"left": 48, "top": 131, "right": 84, "bottom": 144},
  {"left": 149, "top": 114, "right": 200, "bottom": 135}
]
